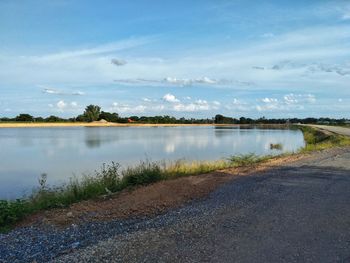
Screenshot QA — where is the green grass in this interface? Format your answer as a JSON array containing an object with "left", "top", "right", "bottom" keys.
[
  {"left": 298, "top": 126, "right": 350, "bottom": 152},
  {"left": 227, "top": 153, "right": 273, "bottom": 167},
  {"left": 0, "top": 154, "right": 273, "bottom": 232}
]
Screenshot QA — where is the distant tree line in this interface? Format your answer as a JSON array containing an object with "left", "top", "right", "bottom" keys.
[{"left": 0, "top": 105, "right": 349, "bottom": 125}]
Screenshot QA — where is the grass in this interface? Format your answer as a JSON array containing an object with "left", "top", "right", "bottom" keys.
[
  {"left": 227, "top": 153, "right": 273, "bottom": 167},
  {"left": 0, "top": 154, "right": 272, "bottom": 232},
  {"left": 298, "top": 126, "right": 350, "bottom": 152}
]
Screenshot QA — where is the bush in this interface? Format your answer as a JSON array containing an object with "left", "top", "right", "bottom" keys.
[
  {"left": 0, "top": 200, "right": 29, "bottom": 231},
  {"left": 122, "top": 161, "right": 163, "bottom": 186},
  {"left": 227, "top": 153, "right": 270, "bottom": 167}
]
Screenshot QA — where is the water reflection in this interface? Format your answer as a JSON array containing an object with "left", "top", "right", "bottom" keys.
[
  {"left": 85, "top": 128, "right": 102, "bottom": 148},
  {"left": 0, "top": 126, "right": 305, "bottom": 199}
]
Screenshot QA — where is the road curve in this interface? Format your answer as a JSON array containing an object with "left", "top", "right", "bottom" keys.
[
  {"left": 307, "top": 124, "right": 350, "bottom": 136},
  {"left": 50, "top": 147, "right": 350, "bottom": 263}
]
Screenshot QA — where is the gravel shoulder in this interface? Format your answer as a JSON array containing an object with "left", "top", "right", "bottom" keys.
[{"left": 1, "top": 146, "right": 350, "bottom": 262}]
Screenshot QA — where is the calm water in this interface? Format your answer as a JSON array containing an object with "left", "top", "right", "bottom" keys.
[{"left": 0, "top": 126, "right": 305, "bottom": 199}]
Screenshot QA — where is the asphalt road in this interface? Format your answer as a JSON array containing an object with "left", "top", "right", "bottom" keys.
[{"left": 52, "top": 145, "right": 350, "bottom": 263}]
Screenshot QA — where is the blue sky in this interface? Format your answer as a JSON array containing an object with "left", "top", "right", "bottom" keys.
[{"left": 0, "top": 0, "right": 349, "bottom": 118}]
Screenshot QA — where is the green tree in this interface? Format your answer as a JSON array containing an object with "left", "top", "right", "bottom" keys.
[
  {"left": 83, "top": 105, "right": 101, "bottom": 122},
  {"left": 99, "top": 111, "right": 119, "bottom": 122},
  {"left": 15, "top": 114, "right": 34, "bottom": 122},
  {"left": 45, "top": 115, "right": 63, "bottom": 122},
  {"left": 214, "top": 114, "right": 224, "bottom": 124}
]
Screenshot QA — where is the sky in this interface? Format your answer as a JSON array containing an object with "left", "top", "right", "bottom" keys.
[{"left": 0, "top": 0, "right": 350, "bottom": 118}]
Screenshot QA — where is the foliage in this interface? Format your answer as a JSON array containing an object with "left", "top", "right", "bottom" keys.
[
  {"left": 214, "top": 114, "right": 237, "bottom": 124},
  {"left": 227, "top": 153, "right": 271, "bottom": 167},
  {"left": 99, "top": 111, "right": 119, "bottom": 122},
  {"left": 83, "top": 105, "right": 101, "bottom": 122},
  {"left": 45, "top": 115, "right": 65, "bottom": 122},
  {"left": 0, "top": 200, "right": 29, "bottom": 231},
  {"left": 121, "top": 161, "right": 163, "bottom": 186},
  {"left": 15, "top": 114, "right": 34, "bottom": 122}
]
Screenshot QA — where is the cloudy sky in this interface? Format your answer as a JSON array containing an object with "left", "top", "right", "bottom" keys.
[{"left": 0, "top": 0, "right": 349, "bottom": 118}]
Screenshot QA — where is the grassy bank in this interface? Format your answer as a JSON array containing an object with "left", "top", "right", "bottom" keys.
[
  {"left": 0, "top": 154, "right": 271, "bottom": 232},
  {"left": 298, "top": 126, "right": 350, "bottom": 151}
]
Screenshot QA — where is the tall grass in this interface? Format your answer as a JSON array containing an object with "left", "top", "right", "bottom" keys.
[
  {"left": 227, "top": 153, "right": 273, "bottom": 167},
  {"left": 0, "top": 154, "right": 272, "bottom": 232}
]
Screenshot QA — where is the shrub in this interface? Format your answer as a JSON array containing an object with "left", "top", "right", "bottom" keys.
[
  {"left": 121, "top": 161, "right": 163, "bottom": 186},
  {"left": 227, "top": 153, "right": 270, "bottom": 167}
]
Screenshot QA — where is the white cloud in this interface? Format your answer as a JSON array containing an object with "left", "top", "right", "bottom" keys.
[
  {"left": 3, "top": 24, "right": 348, "bottom": 96},
  {"left": 40, "top": 85, "right": 85, "bottom": 96},
  {"left": 195, "top": 99, "right": 208, "bottom": 105},
  {"left": 261, "top": 97, "right": 278, "bottom": 103},
  {"left": 49, "top": 100, "right": 80, "bottom": 112},
  {"left": 56, "top": 100, "right": 67, "bottom": 111},
  {"left": 224, "top": 98, "right": 252, "bottom": 112},
  {"left": 42, "top": 88, "right": 61, "bottom": 94},
  {"left": 162, "top": 77, "right": 217, "bottom": 86},
  {"left": 163, "top": 93, "right": 180, "bottom": 103},
  {"left": 110, "top": 102, "right": 164, "bottom": 114},
  {"left": 256, "top": 93, "right": 316, "bottom": 112},
  {"left": 284, "top": 93, "right": 316, "bottom": 104},
  {"left": 72, "top": 91, "right": 85, "bottom": 96},
  {"left": 173, "top": 102, "right": 210, "bottom": 112},
  {"left": 36, "top": 38, "right": 152, "bottom": 62}
]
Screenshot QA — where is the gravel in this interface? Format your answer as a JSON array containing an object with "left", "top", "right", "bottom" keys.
[{"left": 1, "top": 147, "right": 350, "bottom": 263}]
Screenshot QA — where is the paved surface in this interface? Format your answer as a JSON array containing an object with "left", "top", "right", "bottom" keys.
[
  {"left": 308, "top": 125, "right": 350, "bottom": 136},
  {"left": 51, "top": 147, "right": 350, "bottom": 263}
]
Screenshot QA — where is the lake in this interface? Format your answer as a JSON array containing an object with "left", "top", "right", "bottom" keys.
[{"left": 0, "top": 126, "right": 305, "bottom": 199}]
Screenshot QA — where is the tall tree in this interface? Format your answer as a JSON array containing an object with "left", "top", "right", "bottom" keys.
[
  {"left": 15, "top": 114, "right": 34, "bottom": 122},
  {"left": 83, "top": 105, "right": 101, "bottom": 122}
]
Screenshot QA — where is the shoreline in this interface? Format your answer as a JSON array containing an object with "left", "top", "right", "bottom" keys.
[
  {"left": 2, "top": 125, "right": 345, "bottom": 232},
  {"left": 0, "top": 122, "right": 290, "bottom": 128}
]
